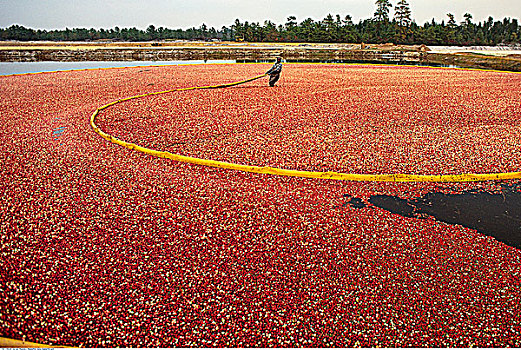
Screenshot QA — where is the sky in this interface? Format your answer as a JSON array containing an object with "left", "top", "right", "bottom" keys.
[{"left": 1, "top": 0, "right": 520, "bottom": 30}]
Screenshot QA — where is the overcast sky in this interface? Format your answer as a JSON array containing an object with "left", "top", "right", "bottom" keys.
[{"left": 1, "top": 0, "right": 520, "bottom": 30}]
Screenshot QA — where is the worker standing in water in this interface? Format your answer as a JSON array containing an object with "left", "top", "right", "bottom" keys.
[{"left": 266, "top": 57, "right": 283, "bottom": 87}]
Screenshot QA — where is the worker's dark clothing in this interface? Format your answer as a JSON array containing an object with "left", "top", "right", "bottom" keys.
[
  {"left": 269, "top": 73, "right": 280, "bottom": 87},
  {"left": 266, "top": 62, "right": 282, "bottom": 86}
]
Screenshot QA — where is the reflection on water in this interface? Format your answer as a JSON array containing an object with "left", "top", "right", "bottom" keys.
[{"left": 0, "top": 60, "right": 236, "bottom": 76}]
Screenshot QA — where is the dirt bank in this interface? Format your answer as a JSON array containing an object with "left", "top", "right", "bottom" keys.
[
  {"left": 425, "top": 52, "right": 521, "bottom": 72},
  {"left": 0, "top": 41, "right": 423, "bottom": 62}
]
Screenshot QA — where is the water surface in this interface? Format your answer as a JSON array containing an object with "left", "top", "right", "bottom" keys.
[{"left": 0, "top": 60, "right": 235, "bottom": 76}]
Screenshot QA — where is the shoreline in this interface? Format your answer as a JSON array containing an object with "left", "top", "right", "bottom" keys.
[{"left": 1, "top": 41, "right": 520, "bottom": 72}]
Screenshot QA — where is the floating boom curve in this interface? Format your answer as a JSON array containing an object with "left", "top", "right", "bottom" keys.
[{"left": 90, "top": 72, "right": 521, "bottom": 182}]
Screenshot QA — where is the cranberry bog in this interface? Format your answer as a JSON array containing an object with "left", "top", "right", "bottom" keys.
[{"left": 1, "top": 63, "right": 520, "bottom": 347}]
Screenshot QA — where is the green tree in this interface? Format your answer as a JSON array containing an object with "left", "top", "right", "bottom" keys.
[
  {"left": 447, "top": 13, "right": 457, "bottom": 28},
  {"left": 394, "top": 0, "right": 412, "bottom": 42},
  {"left": 343, "top": 15, "right": 354, "bottom": 26},
  {"left": 232, "top": 19, "right": 244, "bottom": 41},
  {"left": 146, "top": 24, "right": 156, "bottom": 40},
  {"left": 263, "top": 20, "right": 279, "bottom": 42},
  {"left": 394, "top": 0, "right": 412, "bottom": 27},
  {"left": 200, "top": 23, "right": 208, "bottom": 40},
  {"left": 462, "top": 13, "right": 473, "bottom": 27},
  {"left": 374, "top": 0, "right": 392, "bottom": 22},
  {"left": 461, "top": 13, "right": 474, "bottom": 44},
  {"left": 373, "top": 0, "right": 393, "bottom": 43},
  {"left": 285, "top": 16, "right": 297, "bottom": 30},
  {"left": 284, "top": 16, "right": 298, "bottom": 41},
  {"left": 297, "top": 18, "right": 316, "bottom": 42},
  {"left": 323, "top": 14, "right": 338, "bottom": 41}
]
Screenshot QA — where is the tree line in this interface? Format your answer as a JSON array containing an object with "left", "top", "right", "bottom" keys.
[{"left": 1, "top": 0, "right": 520, "bottom": 45}]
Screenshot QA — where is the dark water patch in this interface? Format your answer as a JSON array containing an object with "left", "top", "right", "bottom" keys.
[
  {"left": 369, "top": 195, "right": 416, "bottom": 218},
  {"left": 362, "top": 183, "right": 521, "bottom": 249},
  {"left": 341, "top": 195, "right": 367, "bottom": 209}
]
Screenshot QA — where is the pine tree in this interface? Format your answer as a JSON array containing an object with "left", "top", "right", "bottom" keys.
[
  {"left": 447, "top": 13, "right": 457, "bottom": 29},
  {"left": 445, "top": 13, "right": 457, "bottom": 44},
  {"left": 462, "top": 13, "right": 473, "bottom": 27},
  {"left": 394, "top": 0, "right": 412, "bottom": 28},
  {"left": 374, "top": 0, "right": 392, "bottom": 22}
]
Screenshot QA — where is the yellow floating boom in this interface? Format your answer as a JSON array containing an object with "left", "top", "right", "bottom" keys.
[{"left": 90, "top": 69, "right": 521, "bottom": 183}]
